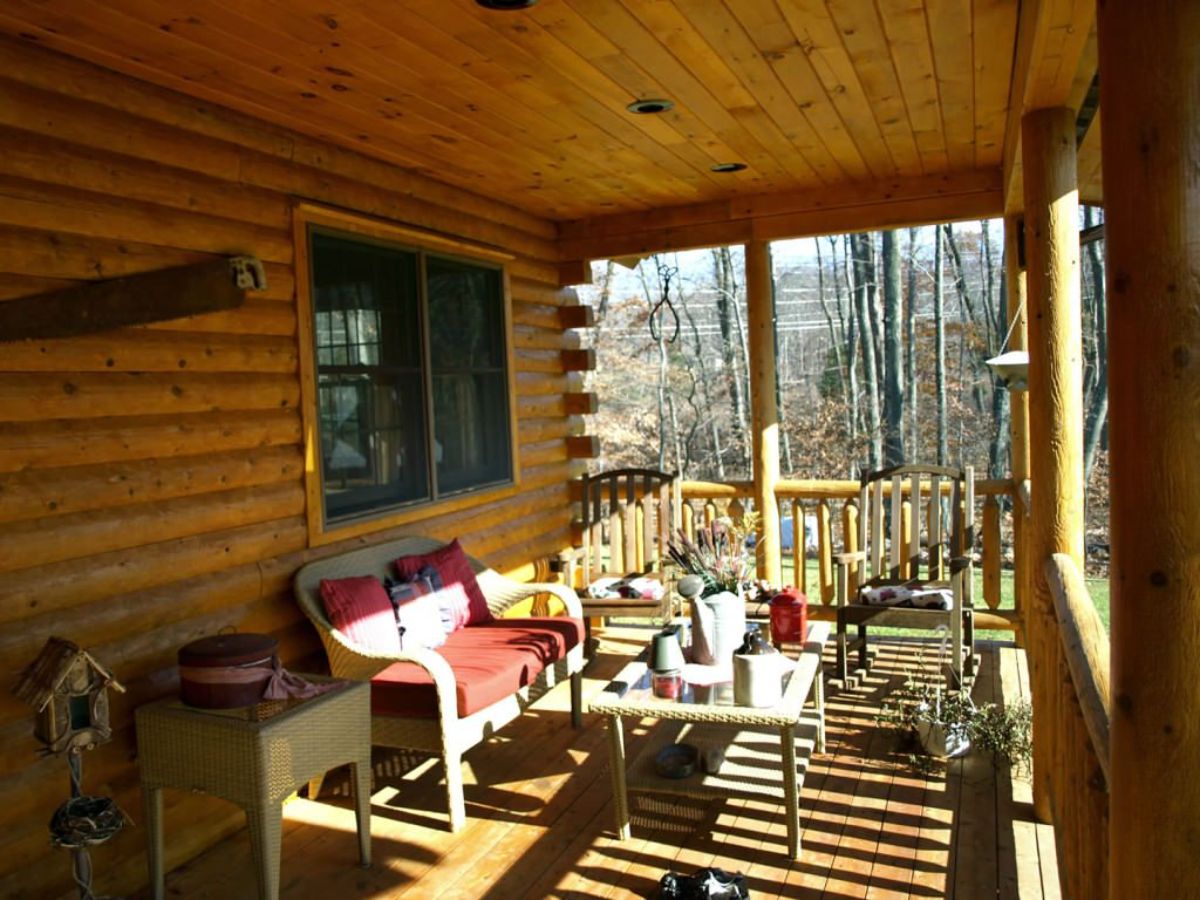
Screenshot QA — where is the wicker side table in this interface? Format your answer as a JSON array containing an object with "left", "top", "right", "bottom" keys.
[{"left": 135, "top": 679, "right": 371, "bottom": 900}]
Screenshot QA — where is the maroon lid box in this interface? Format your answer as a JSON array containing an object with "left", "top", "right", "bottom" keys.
[{"left": 177, "top": 633, "right": 279, "bottom": 709}]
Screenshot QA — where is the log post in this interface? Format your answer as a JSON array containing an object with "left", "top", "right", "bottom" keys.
[
  {"left": 1100, "top": 3, "right": 1200, "bottom": 896},
  {"left": 746, "top": 240, "right": 782, "bottom": 585},
  {"left": 1005, "top": 213, "right": 1031, "bottom": 646},
  {"left": 1022, "top": 106, "right": 1085, "bottom": 826}
]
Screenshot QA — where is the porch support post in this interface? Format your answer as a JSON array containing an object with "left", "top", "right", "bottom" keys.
[
  {"left": 1021, "top": 106, "right": 1084, "bottom": 826},
  {"left": 1100, "top": 3, "right": 1200, "bottom": 896},
  {"left": 1004, "top": 214, "right": 1031, "bottom": 647},
  {"left": 745, "top": 240, "right": 782, "bottom": 585}
]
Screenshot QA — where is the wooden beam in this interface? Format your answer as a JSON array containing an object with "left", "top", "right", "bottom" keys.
[
  {"left": 564, "top": 436, "right": 600, "bottom": 460},
  {"left": 1022, "top": 106, "right": 1084, "bottom": 828},
  {"left": 1101, "top": 3, "right": 1200, "bottom": 896},
  {"left": 0, "top": 256, "right": 263, "bottom": 341},
  {"left": 1002, "top": 1, "right": 1098, "bottom": 213},
  {"left": 556, "top": 260, "right": 592, "bottom": 287},
  {"left": 560, "top": 349, "right": 596, "bottom": 372},
  {"left": 563, "top": 392, "right": 597, "bottom": 415},
  {"left": 745, "top": 240, "right": 781, "bottom": 586},
  {"left": 557, "top": 170, "right": 1003, "bottom": 261},
  {"left": 557, "top": 305, "right": 595, "bottom": 329}
]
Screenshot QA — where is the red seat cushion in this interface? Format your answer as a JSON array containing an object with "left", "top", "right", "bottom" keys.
[
  {"left": 394, "top": 539, "right": 492, "bottom": 627},
  {"left": 370, "top": 616, "right": 584, "bottom": 719},
  {"left": 319, "top": 576, "right": 401, "bottom": 655}
]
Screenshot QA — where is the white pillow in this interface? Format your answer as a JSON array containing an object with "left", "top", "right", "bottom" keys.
[{"left": 395, "top": 592, "right": 447, "bottom": 651}]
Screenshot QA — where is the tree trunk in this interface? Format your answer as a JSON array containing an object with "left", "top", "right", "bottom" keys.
[
  {"left": 881, "top": 230, "right": 905, "bottom": 465},
  {"left": 906, "top": 227, "right": 919, "bottom": 458},
  {"left": 771, "top": 265, "right": 794, "bottom": 474},
  {"left": 680, "top": 284, "right": 725, "bottom": 479},
  {"left": 713, "top": 247, "right": 749, "bottom": 471},
  {"left": 815, "top": 238, "right": 848, "bottom": 410},
  {"left": 989, "top": 233, "right": 1012, "bottom": 479},
  {"left": 843, "top": 235, "right": 861, "bottom": 462},
  {"left": 596, "top": 259, "right": 616, "bottom": 321},
  {"left": 1082, "top": 206, "right": 1108, "bottom": 479},
  {"left": 934, "top": 226, "right": 948, "bottom": 465},
  {"left": 853, "top": 232, "right": 882, "bottom": 470}
]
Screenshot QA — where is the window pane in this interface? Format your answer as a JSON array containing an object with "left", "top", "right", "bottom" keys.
[
  {"left": 433, "top": 373, "right": 511, "bottom": 494},
  {"left": 427, "top": 257, "right": 504, "bottom": 370},
  {"left": 311, "top": 232, "right": 421, "bottom": 368},
  {"left": 318, "top": 373, "right": 429, "bottom": 519}
]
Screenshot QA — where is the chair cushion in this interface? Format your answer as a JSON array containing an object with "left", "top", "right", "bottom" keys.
[
  {"left": 370, "top": 616, "right": 584, "bottom": 719},
  {"left": 319, "top": 576, "right": 402, "bottom": 655},
  {"left": 394, "top": 538, "right": 492, "bottom": 627}
]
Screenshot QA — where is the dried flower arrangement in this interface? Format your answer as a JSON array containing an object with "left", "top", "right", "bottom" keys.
[{"left": 667, "top": 514, "right": 759, "bottom": 597}]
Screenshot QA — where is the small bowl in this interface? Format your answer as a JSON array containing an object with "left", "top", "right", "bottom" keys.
[{"left": 654, "top": 742, "right": 699, "bottom": 779}]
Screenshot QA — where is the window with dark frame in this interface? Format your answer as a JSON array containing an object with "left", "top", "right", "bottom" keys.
[{"left": 309, "top": 229, "right": 513, "bottom": 524}]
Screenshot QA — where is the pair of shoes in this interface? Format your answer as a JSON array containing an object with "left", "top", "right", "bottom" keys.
[{"left": 657, "top": 867, "right": 750, "bottom": 899}]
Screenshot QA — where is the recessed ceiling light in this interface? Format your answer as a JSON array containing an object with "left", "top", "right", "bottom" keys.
[
  {"left": 711, "top": 162, "right": 748, "bottom": 173},
  {"left": 626, "top": 98, "right": 675, "bottom": 115},
  {"left": 475, "top": 0, "right": 538, "bottom": 9}
]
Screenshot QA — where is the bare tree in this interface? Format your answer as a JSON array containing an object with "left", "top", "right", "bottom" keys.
[
  {"left": 713, "top": 247, "right": 749, "bottom": 470},
  {"left": 934, "top": 226, "right": 948, "bottom": 465},
  {"left": 881, "top": 229, "right": 905, "bottom": 465},
  {"left": 852, "top": 232, "right": 882, "bottom": 470},
  {"left": 905, "top": 227, "right": 920, "bottom": 457},
  {"left": 1082, "top": 206, "right": 1108, "bottom": 478}
]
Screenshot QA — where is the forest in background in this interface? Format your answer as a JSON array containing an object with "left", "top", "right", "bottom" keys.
[{"left": 576, "top": 212, "right": 1109, "bottom": 565}]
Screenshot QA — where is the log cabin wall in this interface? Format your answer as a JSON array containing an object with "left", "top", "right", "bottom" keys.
[{"left": 0, "top": 36, "right": 586, "bottom": 898}]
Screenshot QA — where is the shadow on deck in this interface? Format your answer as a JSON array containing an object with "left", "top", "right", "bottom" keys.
[{"left": 141, "top": 630, "right": 1059, "bottom": 899}]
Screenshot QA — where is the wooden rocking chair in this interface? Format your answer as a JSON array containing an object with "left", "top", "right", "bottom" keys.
[
  {"left": 835, "top": 464, "right": 977, "bottom": 686},
  {"left": 563, "top": 468, "right": 682, "bottom": 652}
]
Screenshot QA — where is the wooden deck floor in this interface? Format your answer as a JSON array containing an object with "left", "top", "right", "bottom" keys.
[{"left": 143, "top": 630, "right": 1059, "bottom": 899}]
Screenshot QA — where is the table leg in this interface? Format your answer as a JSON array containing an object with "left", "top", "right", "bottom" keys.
[
  {"left": 144, "top": 785, "right": 164, "bottom": 900},
  {"left": 608, "top": 714, "right": 630, "bottom": 840},
  {"left": 351, "top": 758, "right": 372, "bottom": 868},
  {"left": 781, "top": 723, "right": 801, "bottom": 860},
  {"left": 247, "top": 802, "right": 283, "bottom": 900}
]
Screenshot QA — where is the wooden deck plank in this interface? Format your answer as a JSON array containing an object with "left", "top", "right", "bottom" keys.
[{"left": 136, "top": 632, "right": 1056, "bottom": 900}]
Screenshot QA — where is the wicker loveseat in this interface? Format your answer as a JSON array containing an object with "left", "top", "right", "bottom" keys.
[{"left": 294, "top": 537, "right": 585, "bottom": 832}]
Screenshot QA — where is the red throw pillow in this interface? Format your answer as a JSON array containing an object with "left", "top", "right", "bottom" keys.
[
  {"left": 394, "top": 539, "right": 492, "bottom": 627},
  {"left": 319, "top": 576, "right": 402, "bottom": 655}
]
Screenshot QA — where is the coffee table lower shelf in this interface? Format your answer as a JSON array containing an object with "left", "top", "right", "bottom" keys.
[{"left": 620, "top": 715, "right": 820, "bottom": 859}]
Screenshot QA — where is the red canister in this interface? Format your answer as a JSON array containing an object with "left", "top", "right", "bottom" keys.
[
  {"left": 178, "top": 633, "right": 279, "bottom": 709},
  {"left": 769, "top": 587, "right": 808, "bottom": 645}
]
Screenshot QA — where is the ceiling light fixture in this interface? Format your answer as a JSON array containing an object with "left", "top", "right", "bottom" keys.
[
  {"left": 711, "top": 162, "right": 748, "bottom": 173},
  {"left": 626, "top": 98, "right": 675, "bottom": 115},
  {"left": 475, "top": 0, "right": 539, "bottom": 9}
]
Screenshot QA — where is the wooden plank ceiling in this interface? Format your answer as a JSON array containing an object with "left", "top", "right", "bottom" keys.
[{"left": 0, "top": 0, "right": 1099, "bottom": 226}]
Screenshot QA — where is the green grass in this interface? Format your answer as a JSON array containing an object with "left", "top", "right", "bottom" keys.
[{"left": 778, "top": 558, "right": 1110, "bottom": 638}]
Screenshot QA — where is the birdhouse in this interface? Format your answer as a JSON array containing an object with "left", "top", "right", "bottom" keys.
[{"left": 14, "top": 638, "right": 125, "bottom": 756}]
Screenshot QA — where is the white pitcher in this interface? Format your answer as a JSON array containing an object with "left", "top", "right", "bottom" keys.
[{"left": 689, "top": 590, "right": 746, "bottom": 666}]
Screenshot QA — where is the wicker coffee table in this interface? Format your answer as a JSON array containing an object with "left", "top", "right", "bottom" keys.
[
  {"left": 135, "top": 678, "right": 371, "bottom": 900},
  {"left": 589, "top": 622, "right": 829, "bottom": 860}
]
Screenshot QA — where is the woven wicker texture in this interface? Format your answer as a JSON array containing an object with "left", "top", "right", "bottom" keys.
[
  {"left": 136, "top": 680, "right": 371, "bottom": 900},
  {"left": 292, "top": 536, "right": 585, "bottom": 832}
]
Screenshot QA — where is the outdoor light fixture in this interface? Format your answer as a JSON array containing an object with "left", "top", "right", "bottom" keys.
[
  {"left": 986, "top": 350, "right": 1030, "bottom": 390},
  {"left": 475, "top": 0, "right": 538, "bottom": 9},
  {"left": 711, "top": 162, "right": 748, "bottom": 173},
  {"left": 626, "top": 98, "right": 675, "bottom": 115}
]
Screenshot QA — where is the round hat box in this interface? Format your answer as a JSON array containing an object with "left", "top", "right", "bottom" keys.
[{"left": 178, "top": 633, "right": 279, "bottom": 709}]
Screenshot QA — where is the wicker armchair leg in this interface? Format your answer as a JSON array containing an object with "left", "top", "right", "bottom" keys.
[
  {"left": 857, "top": 624, "right": 869, "bottom": 672},
  {"left": 444, "top": 751, "right": 466, "bottom": 833},
  {"left": 247, "top": 803, "right": 283, "bottom": 900},
  {"left": 836, "top": 621, "right": 850, "bottom": 683},
  {"left": 144, "top": 786, "right": 165, "bottom": 900}
]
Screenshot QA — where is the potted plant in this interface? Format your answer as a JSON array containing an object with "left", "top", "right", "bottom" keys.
[{"left": 878, "top": 636, "right": 1032, "bottom": 772}]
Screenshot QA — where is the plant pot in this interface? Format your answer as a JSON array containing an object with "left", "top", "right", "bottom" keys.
[{"left": 916, "top": 719, "right": 971, "bottom": 759}]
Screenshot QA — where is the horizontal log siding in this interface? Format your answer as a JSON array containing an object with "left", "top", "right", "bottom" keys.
[{"left": 0, "top": 36, "right": 582, "bottom": 898}]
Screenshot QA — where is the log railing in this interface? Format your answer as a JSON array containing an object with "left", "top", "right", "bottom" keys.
[
  {"left": 1043, "top": 552, "right": 1110, "bottom": 900},
  {"left": 678, "top": 477, "right": 1022, "bottom": 632}
]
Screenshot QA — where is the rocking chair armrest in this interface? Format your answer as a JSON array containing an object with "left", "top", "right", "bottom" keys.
[
  {"left": 834, "top": 550, "right": 867, "bottom": 567},
  {"left": 949, "top": 554, "right": 975, "bottom": 574}
]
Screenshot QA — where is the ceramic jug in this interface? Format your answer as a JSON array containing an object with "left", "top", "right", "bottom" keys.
[{"left": 689, "top": 590, "right": 746, "bottom": 666}]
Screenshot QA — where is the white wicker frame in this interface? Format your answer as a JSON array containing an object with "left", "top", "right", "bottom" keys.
[{"left": 293, "top": 537, "right": 585, "bottom": 832}]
